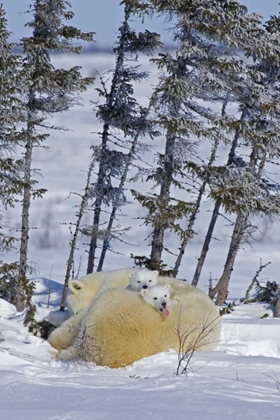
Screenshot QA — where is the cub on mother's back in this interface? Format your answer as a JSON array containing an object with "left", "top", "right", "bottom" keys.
[
  {"left": 126, "top": 269, "right": 159, "bottom": 292},
  {"left": 140, "top": 284, "right": 178, "bottom": 316}
]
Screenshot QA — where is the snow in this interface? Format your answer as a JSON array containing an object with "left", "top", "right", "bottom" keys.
[{"left": 0, "top": 278, "right": 280, "bottom": 419}]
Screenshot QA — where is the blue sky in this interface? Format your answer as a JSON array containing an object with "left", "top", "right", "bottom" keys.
[{"left": 2, "top": 0, "right": 280, "bottom": 46}]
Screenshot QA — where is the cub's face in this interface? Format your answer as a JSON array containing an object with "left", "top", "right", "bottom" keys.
[
  {"left": 129, "top": 269, "right": 158, "bottom": 292},
  {"left": 141, "top": 284, "right": 171, "bottom": 316}
]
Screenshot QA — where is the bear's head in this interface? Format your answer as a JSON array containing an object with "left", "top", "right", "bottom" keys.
[
  {"left": 141, "top": 284, "right": 171, "bottom": 316},
  {"left": 67, "top": 280, "right": 99, "bottom": 315},
  {"left": 128, "top": 269, "right": 159, "bottom": 292}
]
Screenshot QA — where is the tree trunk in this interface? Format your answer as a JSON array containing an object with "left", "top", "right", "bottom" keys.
[
  {"left": 174, "top": 180, "right": 206, "bottom": 276},
  {"left": 150, "top": 134, "right": 175, "bottom": 266},
  {"left": 97, "top": 206, "right": 116, "bottom": 272},
  {"left": 174, "top": 137, "right": 219, "bottom": 277},
  {"left": 191, "top": 112, "right": 245, "bottom": 287},
  {"left": 274, "top": 293, "right": 280, "bottom": 318},
  {"left": 86, "top": 200, "right": 102, "bottom": 274},
  {"left": 209, "top": 212, "right": 248, "bottom": 305},
  {"left": 209, "top": 149, "right": 266, "bottom": 305},
  {"left": 86, "top": 124, "right": 109, "bottom": 274},
  {"left": 60, "top": 162, "right": 93, "bottom": 310},
  {"left": 97, "top": 110, "right": 145, "bottom": 271},
  {"left": 17, "top": 137, "right": 33, "bottom": 312},
  {"left": 192, "top": 199, "right": 221, "bottom": 287}
]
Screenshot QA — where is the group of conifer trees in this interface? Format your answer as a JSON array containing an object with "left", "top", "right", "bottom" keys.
[
  {"left": 1, "top": 0, "right": 280, "bottom": 324},
  {"left": 0, "top": 0, "right": 94, "bottom": 327}
]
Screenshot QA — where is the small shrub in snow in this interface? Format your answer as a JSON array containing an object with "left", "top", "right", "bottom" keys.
[
  {"left": 174, "top": 309, "right": 221, "bottom": 375},
  {"left": 255, "top": 281, "right": 280, "bottom": 305}
]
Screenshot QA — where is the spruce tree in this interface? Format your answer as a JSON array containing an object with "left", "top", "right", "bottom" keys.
[
  {"left": 132, "top": 0, "right": 263, "bottom": 273},
  {"left": 86, "top": 2, "right": 161, "bottom": 273},
  {"left": 207, "top": 12, "right": 280, "bottom": 305},
  {"left": 0, "top": 4, "right": 25, "bottom": 304},
  {"left": 0, "top": 4, "right": 24, "bottom": 210},
  {"left": 16, "top": 0, "right": 94, "bottom": 320}
]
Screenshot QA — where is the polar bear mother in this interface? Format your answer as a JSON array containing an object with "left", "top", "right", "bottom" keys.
[
  {"left": 66, "top": 267, "right": 140, "bottom": 316},
  {"left": 49, "top": 277, "right": 221, "bottom": 368},
  {"left": 66, "top": 267, "right": 180, "bottom": 316}
]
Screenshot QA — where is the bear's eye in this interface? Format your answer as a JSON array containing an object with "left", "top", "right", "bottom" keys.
[
  {"left": 137, "top": 281, "right": 141, "bottom": 283},
  {"left": 149, "top": 280, "right": 152, "bottom": 282},
  {"left": 153, "top": 297, "right": 157, "bottom": 300},
  {"left": 164, "top": 295, "right": 167, "bottom": 297}
]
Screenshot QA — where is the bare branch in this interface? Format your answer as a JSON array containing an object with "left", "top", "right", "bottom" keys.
[{"left": 174, "top": 306, "right": 221, "bottom": 375}]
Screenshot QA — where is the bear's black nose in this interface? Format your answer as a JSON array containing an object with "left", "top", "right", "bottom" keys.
[
  {"left": 162, "top": 302, "right": 166, "bottom": 307},
  {"left": 142, "top": 285, "right": 148, "bottom": 289}
]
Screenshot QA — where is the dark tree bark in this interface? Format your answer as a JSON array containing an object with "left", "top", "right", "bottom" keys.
[
  {"left": 192, "top": 199, "right": 221, "bottom": 288},
  {"left": 274, "top": 293, "right": 280, "bottom": 318},
  {"left": 97, "top": 114, "right": 145, "bottom": 271},
  {"left": 60, "top": 162, "right": 93, "bottom": 310},
  {"left": 87, "top": 125, "right": 110, "bottom": 274},
  {"left": 174, "top": 137, "right": 219, "bottom": 277},
  {"left": 150, "top": 134, "right": 175, "bottom": 266},
  {"left": 208, "top": 212, "right": 248, "bottom": 305},
  {"left": 191, "top": 112, "right": 245, "bottom": 287},
  {"left": 17, "top": 133, "right": 33, "bottom": 312},
  {"left": 209, "top": 151, "right": 266, "bottom": 306}
]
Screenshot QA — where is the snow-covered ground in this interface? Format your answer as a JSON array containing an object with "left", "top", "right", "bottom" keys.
[
  {"left": 2, "top": 51, "right": 280, "bottom": 418},
  {"left": 0, "top": 279, "right": 280, "bottom": 420}
]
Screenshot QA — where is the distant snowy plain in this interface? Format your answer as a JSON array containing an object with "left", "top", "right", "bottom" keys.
[{"left": 2, "top": 53, "right": 280, "bottom": 419}]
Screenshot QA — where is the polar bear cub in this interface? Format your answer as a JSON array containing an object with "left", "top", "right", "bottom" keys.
[
  {"left": 127, "top": 269, "right": 159, "bottom": 292},
  {"left": 140, "top": 284, "right": 177, "bottom": 316}
]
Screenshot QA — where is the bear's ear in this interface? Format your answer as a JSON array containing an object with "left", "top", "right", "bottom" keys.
[
  {"left": 165, "top": 284, "right": 171, "bottom": 290},
  {"left": 128, "top": 273, "right": 134, "bottom": 279},
  {"left": 140, "top": 289, "right": 147, "bottom": 297},
  {"left": 153, "top": 270, "right": 159, "bottom": 277},
  {"left": 68, "top": 280, "right": 84, "bottom": 295}
]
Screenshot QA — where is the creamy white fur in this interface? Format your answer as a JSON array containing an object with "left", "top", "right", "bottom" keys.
[
  {"left": 49, "top": 279, "right": 221, "bottom": 368},
  {"left": 126, "top": 269, "right": 158, "bottom": 292},
  {"left": 67, "top": 267, "right": 139, "bottom": 316},
  {"left": 141, "top": 284, "right": 171, "bottom": 312}
]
